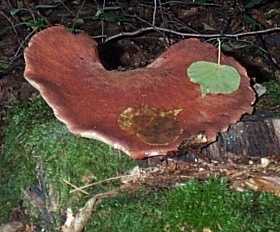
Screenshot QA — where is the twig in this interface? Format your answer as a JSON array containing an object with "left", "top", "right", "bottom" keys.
[
  {"left": 152, "top": 0, "right": 157, "bottom": 26},
  {"left": 100, "top": 0, "right": 106, "bottom": 43},
  {"left": 161, "top": 1, "right": 221, "bottom": 7},
  {"left": 10, "top": 28, "right": 37, "bottom": 62},
  {"left": 63, "top": 179, "right": 89, "bottom": 195},
  {"left": 8, "top": 7, "right": 36, "bottom": 22},
  {"left": 0, "top": 10, "right": 22, "bottom": 48},
  {"left": 259, "top": 35, "right": 280, "bottom": 70},
  {"left": 70, "top": 174, "right": 140, "bottom": 193},
  {"left": 0, "top": 10, "right": 19, "bottom": 38},
  {"left": 104, "top": 26, "right": 280, "bottom": 43}
]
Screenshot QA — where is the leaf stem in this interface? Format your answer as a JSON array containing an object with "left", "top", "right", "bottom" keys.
[{"left": 217, "top": 38, "right": 221, "bottom": 66}]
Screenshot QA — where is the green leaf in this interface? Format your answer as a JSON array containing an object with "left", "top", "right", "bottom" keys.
[{"left": 187, "top": 61, "right": 241, "bottom": 96}]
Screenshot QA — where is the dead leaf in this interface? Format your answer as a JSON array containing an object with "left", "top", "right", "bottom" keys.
[{"left": 245, "top": 176, "right": 280, "bottom": 197}]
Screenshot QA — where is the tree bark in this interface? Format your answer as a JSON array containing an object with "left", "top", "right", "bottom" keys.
[{"left": 202, "top": 112, "right": 280, "bottom": 161}]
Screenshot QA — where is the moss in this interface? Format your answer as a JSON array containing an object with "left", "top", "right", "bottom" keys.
[
  {"left": 90, "top": 179, "right": 280, "bottom": 232},
  {"left": 0, "top": 97, "right": 136, "bottom": 223},
  {"left": 256, "top": 80, "right": 280, "bottom": 112},
  {"left": 263, "top": 80, "right": 280, "bottom": 106}
]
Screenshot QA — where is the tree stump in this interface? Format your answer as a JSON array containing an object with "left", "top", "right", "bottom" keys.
[{"left": 203, "top": 112, "right": 280, "bottom": 161}]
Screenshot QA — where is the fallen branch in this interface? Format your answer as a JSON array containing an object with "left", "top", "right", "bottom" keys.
[
  {"left": 104, "top": 26, "right": 280, "bottom": 43},
  {"left": 61, "top": 186, "right": 135, "bottom": 232}
]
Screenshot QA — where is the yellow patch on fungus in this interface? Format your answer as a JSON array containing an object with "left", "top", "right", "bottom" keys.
[{"left": 118, "top": 105, "right": 183, "bottom": 145}]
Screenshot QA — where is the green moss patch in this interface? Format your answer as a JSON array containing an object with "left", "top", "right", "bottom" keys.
[
  {"left": 90, "top": 179, "right": 280, "bottom": 232},
  {"left": 263, "top": 80, "right": 280, "bottom": 106},
  {"left": 0, "top": 97, "right": 135, "bottom": 223},
  {"left": 257, "top": 80, "right": 280, "bottom": 112}
]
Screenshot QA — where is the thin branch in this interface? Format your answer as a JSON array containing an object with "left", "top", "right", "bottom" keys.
[
  {"left": 161, "top": 1, "right": 221, "bottom": 7},
  {"left": 101, "top": 0, "right": 106, "bottom": 43},
  {"left": 10, "top": 28, "right": 37, "bottom": 62},
  {"left": 70, "top": 174, "right": 140, "bottom": 193},
  {"left": 8, "top": 7, "right": 37, "bottom": 22},
  {"left": 152, "top": 0, "right": 157, "bottom": 26},
  {"left": 0, "top": 10, "right": 19, "bottom": 38},
  {"left": 104, "top": 26, "right": 280, "bottom": 43},
  {"left": 63, "top": 179, "right": 89, "bottom": 195}
]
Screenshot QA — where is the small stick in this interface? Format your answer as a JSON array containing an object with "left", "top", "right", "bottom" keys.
[
  {"left": 152, "top": 0, "right": 157, "bottom": 26},
  {"left": 63, "top": 179, "right": 89, "bottom": 195},
  {"left": 70, "top": 174, "right": 140, "bottom": 194}
]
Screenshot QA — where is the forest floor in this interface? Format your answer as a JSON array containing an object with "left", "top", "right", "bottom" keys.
[{"left": 0, "top": 0, "right": 280, "bottom": 231}]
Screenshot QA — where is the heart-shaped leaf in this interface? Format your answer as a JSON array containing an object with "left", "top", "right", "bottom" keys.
[{"left": 187, "top": 61, "right": 241, "bottom": 95}]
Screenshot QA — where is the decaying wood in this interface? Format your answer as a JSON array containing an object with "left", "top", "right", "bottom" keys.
[
  {"left": 61, "top": 186, "right": 135, "bottom": 232},
  {"left": 202, "top": 114, "right": 280, "bottom": 161},
  {"left": 0, "top": 222, "right": 25, "bottom": 232}
]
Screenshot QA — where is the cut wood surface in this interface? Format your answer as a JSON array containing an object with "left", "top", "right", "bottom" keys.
[{"left": 203, "top": 112, "right": 280, "bottom": 161}]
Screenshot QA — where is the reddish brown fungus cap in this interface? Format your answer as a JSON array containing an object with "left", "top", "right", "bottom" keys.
[{"left": 24, "top": 26, "right": 255, "bottom": 159}]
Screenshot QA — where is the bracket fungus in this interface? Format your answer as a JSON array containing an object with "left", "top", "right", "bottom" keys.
[{"left": 24, "top": 26, "right": 255, "bottom": 159}]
